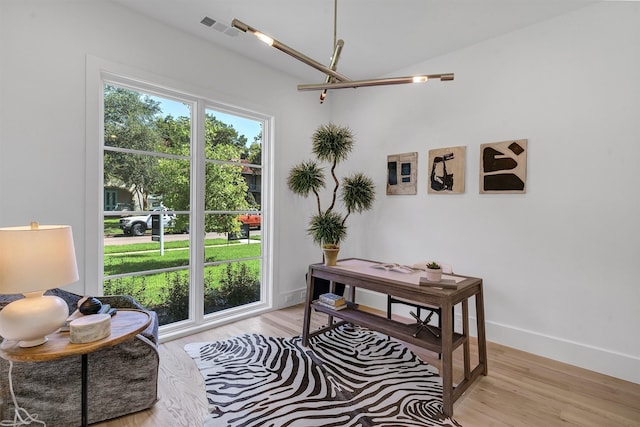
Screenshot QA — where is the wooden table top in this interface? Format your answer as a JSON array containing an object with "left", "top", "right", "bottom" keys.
[
  {"left": 0, "top": 309, "right": 151, "bottom": 363},
  {"left": 309, "top": 258, "right": 482, "bottom": 303}
]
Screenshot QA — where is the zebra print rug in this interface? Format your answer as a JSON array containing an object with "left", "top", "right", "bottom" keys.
[{"left": 185, "top": 324, "right": 461, "bottom": 427}]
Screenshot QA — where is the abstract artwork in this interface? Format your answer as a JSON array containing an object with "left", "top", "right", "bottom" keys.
[
  {"left": 480, "top": 139, "right": 528, "bottom": 193},
  {"left": 427, "top": 146, "right": 466, "bottom": 194},
  {"left": 387, "top": 152, "right": 417, "bottom": 195}
]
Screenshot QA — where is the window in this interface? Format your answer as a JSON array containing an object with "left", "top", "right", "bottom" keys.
[{"left": 99, "top": 74, "right": 270, "bottom": 337}]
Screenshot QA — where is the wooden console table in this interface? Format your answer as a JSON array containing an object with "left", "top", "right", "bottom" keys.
[
  {"left": 302, "top": 258, "right": 487, "bottom": 417},
  {"left": 0, "top": 309, "right": 151, "bottom": 427}
]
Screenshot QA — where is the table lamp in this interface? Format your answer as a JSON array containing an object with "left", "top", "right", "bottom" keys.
[{"left": 0, "top": 222, "right": 79, "bottom": 347}]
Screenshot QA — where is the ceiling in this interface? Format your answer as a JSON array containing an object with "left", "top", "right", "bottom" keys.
[{"left": 112, "top": 0, "right": 598, "bottom": 83}]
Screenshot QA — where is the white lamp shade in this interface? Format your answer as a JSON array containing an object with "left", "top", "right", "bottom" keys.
[{"left": 0, "top": 224, "right": 79, "bottom": 294}]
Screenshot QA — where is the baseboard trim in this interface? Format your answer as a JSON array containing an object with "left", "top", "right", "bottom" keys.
[
  {"left": 487, "top": 320, "right": 640, "bottom": 384},
  {"left": 354, "top": 288, "right": 640, "bottom": 385}
]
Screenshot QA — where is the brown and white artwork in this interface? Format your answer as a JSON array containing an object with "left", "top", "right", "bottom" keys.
[
  {"left": 387, "top": 152, "right": 417, "bottom": 195},
  {"left": 427, "top": 146, "right": 466, "bottom": 194},
  {"left": 480, "top": 139, "right": 528, "bottom": 194}
]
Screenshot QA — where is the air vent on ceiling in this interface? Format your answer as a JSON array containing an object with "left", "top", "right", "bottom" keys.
[{"left": 200, "top": 16, "right": 215, "bottom": 27}]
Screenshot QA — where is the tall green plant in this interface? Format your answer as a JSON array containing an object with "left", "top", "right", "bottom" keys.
[{"left": 287, "top": 123, "right": 375, "bottom": 247}]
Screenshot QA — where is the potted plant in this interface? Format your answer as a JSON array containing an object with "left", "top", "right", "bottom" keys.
[
  {"left": 287, "top": 123, "right": 375, "bottom": 266},
  {"left": 425, "top": 261, "right": 442, "bottom": 282}
]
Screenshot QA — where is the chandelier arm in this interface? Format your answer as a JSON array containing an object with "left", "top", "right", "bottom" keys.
[
  {"left": 320, "top": 39, "right": 344, "bottom": 103},
  {"left": 232, "top": 19, "right": 351, "bottom": 83},
  {"left": 298, "top": 74, "right": 455, "bottom": 91}
]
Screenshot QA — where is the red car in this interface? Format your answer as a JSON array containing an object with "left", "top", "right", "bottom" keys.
[{"left": 237, "top": 213, "right": 261, "bottom": 229}]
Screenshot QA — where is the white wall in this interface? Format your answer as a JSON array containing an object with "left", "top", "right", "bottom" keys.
[
  {"left": 329, "top": 2, "right": 640, "bottom": 383},
  {"left": 0, "top": 0, "right": 329, "bottom": 307},
  {"left": 1, "top": 1, "right": 638, "bottom": 384}
]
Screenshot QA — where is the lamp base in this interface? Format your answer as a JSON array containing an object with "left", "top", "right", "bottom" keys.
[
  {"left": 0, "top": 290, "right": 69, "bottom": 348},
  {"left": 18, "top": 336, "right": 48, "bottom": 348}
]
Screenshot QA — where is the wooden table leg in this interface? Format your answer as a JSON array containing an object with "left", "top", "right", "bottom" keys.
[
  {"left": 326, "top": 280, "right": 335, "bottom": 326},
  {"left": 302, "top": 268, "right": 315, "bottom": 346},
  {"left": 475, "top": 284, "right": 488, "bottom": 375},
  {"left": 440, "top": 301, "right": 454, "bottom": 417},
  {"left": 462, "top": 299, "right": 471, "bottom": 380},
  {"left": 81, "top": 354, "right": 88, "bottom": 427}
]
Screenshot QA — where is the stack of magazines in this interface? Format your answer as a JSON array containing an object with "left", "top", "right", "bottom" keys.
[{"left": 314, "top": 292, "right": 347, "bottom": 311}]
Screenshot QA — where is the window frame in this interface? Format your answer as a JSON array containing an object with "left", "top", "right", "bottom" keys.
[{"left": 86, "top": 56, "right": 274, "bottom": 342}]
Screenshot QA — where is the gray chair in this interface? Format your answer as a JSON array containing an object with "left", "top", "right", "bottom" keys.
[{"left": 0, "top": 288, "right": 159, "bottom": 426}]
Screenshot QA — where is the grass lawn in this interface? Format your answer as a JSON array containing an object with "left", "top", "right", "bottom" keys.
[{"left": 103, "top": 237, "right": 261, "bottom": 307}]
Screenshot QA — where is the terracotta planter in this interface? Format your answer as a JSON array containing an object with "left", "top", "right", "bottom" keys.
[
  {"left": 322, "top": 247, "right": 340, "bottom": 266},
  {"left": 425, "top": 267, "right": 442, "bottom": 282}
]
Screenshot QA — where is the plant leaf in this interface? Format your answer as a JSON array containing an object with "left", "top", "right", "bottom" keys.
[
  {"left": 307, "top": 211, "right": 347, "bottom": 246},
  {"left": 287, "top": 161, "right": 325, "bottom": 196},
  {"left": 342, "top": 172, "right": 376, "bottom": 213},
  {"left": 311, "top": 123, "right": 354, "bottom": 164}
]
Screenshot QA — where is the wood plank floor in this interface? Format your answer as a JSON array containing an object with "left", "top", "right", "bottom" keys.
[{"left": 95, "top": 304, "right": 640, "bottom": 427}]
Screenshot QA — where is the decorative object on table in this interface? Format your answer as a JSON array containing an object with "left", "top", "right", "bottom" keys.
[
  {"left": 315, "top": 292, "right": 347, "bottom": 310},
  {"left": 0, "top": 222, "right": 78, "bottom": 348},
  {"left": 287, "top": 123, "right": 376, "bottom": 266},
  {"left": 69, "top": 313, "right": 111, "bottom": 343},
  {"left": 61, "top": 298, "right": 116, "bottom": 332},
  {"left": 370, "top": 262, "right": 416, "bottom": 274},
  {"left": 427, "top": 146, "right": 466, "bottom": 194},
  {"left": 425, "top": 261, "right": 443, "bottom": 282},
  {"left": 418, "top": 261, "right": 463, "bottom": 289},
  {"left": 410, "top": 310, "right": 440, "bottom": 338},
  {"left": 79, "top": 296, "right": 103, "bottom": 314},
  {"left": 321, "top": 243, "right": 340, "bottom": 267},
  {"left": 313, "top": 300, "right": 348, "bottom": 311},
  {"left": 480, "top": 139, "right": 528, "bottom": 193},
  {"left": 319, "top": 292, "right": 345, "bottom": 306},
  {"left": 231, "top": 0, "right": 454, "bottom": 104},
  {"left": 387, "top": 152, "right": 418, "bottom": 195},
  {"left": 185, "top": 324, "right": 461, "bottom": 427}
]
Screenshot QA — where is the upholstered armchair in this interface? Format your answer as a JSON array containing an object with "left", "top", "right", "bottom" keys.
[{"left": 0, "top": 289, "right": 159, "bottom": 426}]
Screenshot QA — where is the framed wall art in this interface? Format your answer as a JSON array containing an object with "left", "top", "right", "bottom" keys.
[
  {"left": 479, "top": 139, "right": 528, "bottom": 194},
  {"left": 427, "top": 146, "right": 466, "bottom": 194},
  {"left": 387, "top": 152, "right": 417, "bottom": 195}
]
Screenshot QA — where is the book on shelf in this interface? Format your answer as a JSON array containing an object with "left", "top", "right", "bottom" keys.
[
  {"left": 319, "top": 293, "right": 345, "bottom": 306},
  {"left": 370, "top": 263, "right": 416, "bottom": 274},
  {"left": 313, "top": 300, "right": 348, "bottom": 310},
  {"left": 419, "top": 276, "right": 462, "bottom": 289}
]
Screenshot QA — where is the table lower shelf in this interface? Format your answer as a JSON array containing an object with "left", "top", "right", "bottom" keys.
[{"left": 309, "top": 302, "right": 466, "bottom": 353}]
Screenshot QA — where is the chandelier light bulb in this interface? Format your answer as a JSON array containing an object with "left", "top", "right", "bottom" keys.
[{"left": 254, "top": 32, "right": 274, "bottom": 46}]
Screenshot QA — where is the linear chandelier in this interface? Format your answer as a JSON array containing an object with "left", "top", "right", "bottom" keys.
[{"left": 231, "top": 0, "right": 453, "bottom": 103}]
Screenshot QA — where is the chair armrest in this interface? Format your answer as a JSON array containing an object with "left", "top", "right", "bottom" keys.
[{"left": 99, "top": 295, "right": 158, "bottom": 345}]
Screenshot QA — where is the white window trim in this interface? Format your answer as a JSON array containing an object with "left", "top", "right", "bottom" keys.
[{"left": 85, "top": 55, "right": 274, "bottom": 342}]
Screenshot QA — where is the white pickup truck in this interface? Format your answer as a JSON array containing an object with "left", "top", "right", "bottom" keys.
[{"left": 119, "top": 207, "right": 176, "bottom": 236}]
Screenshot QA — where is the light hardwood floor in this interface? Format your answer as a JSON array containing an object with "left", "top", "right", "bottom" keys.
[{"left": 95, "top": 305, "right": 640, "bottom": 427}]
